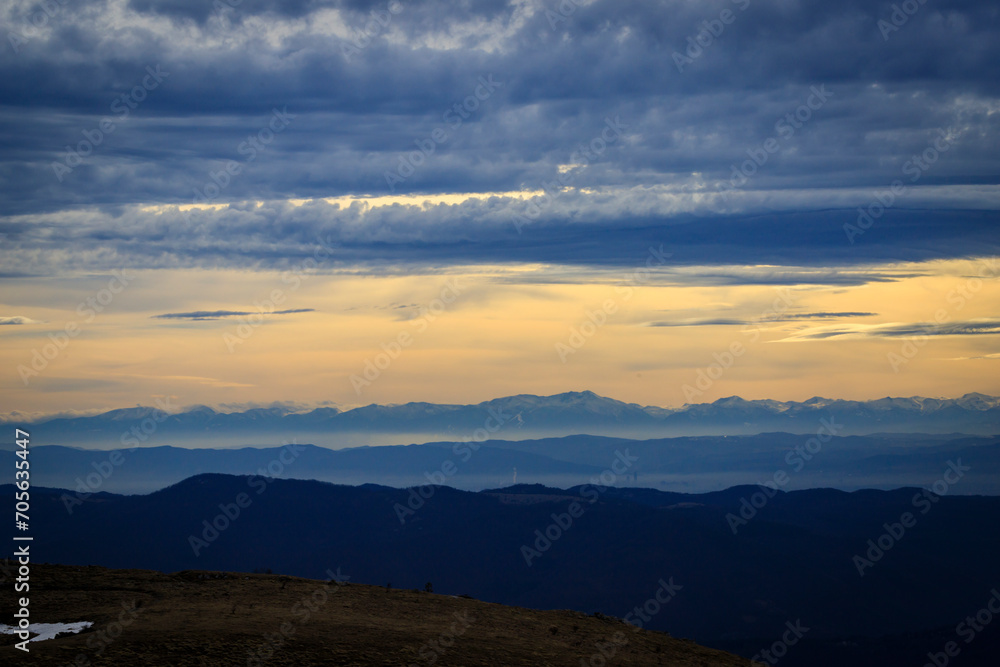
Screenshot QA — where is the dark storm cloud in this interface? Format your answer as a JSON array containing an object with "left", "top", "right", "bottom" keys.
[
  {"left": 783, "top": 312, "right": 878, "bottom": 319},
  {"left": 153, "top": 308, "right": 315, "bottom": 320},
  {"left": 1, "top": 199, "right": 997, "bottom": 275},
  {"left": 127, "top": 0, "right": 324, "bottom": 23},
  {"left": 0, "top": 0, "right": 998, "bottom": 271},
  {"left": 127, "top": 0, "right": 513, "bottom": 26},
  {"left": 781, "top": 318, "right": 1000, "bottom": 341},
  {"left": 646, "top": 312, "right": 879, "bottom": 327}
]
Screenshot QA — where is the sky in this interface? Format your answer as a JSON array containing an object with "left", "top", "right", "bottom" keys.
[{"left": 0, "top": 0, "right": 998, "bottom": 419}]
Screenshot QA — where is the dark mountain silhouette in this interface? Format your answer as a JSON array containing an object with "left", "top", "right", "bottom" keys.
[
  {"left": 11, "top": 432, "right": 1000, "bottom": 495},
  {"left": 7, "top": 475, "right": 999, "bottom": 666},
  {"left": 11, "top": 442, "right": 600, "bottom": 494}
]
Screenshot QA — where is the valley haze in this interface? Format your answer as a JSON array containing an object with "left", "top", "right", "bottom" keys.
[{"left": 6, "top": 390, "right": 999, "bottom": 495}]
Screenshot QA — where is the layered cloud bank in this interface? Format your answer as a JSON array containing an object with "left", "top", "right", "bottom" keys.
[
  {"left": 0, "top": 0, "right": 997, "bottom": 269},
  {"left": 1, "top": 0, "right": 997, "bottom": 413}
]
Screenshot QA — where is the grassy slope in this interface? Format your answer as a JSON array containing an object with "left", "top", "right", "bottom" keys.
[{"left": 1, "top": 563, "right": 761, "bottom": 666}]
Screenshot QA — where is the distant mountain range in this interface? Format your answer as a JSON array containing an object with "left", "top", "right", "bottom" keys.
[
  {"left": 8, "top": 391, "right": 1000, "bottom": 448},
  {"left": 9, "top": 475, "right": 1000, "bottom": 667},
  {"left": 11, "top": 433, "right": 1000, "bottom": 495}
]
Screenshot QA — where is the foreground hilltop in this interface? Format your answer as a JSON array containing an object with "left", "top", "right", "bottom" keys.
[
  {"left": 12, "top": 475, "right": 1000, "bottom": 648},
  {"left": 0, "top": 564, "right": 758, "bottom": 666}
]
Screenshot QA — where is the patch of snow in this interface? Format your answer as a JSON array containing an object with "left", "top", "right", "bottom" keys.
[{"left": 0, "top": 621, "right": 93, "bottom": 642}]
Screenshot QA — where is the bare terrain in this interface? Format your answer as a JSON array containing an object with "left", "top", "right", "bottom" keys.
[{"left": 1, "top": 563, "right": 760, "bottom": 666}]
